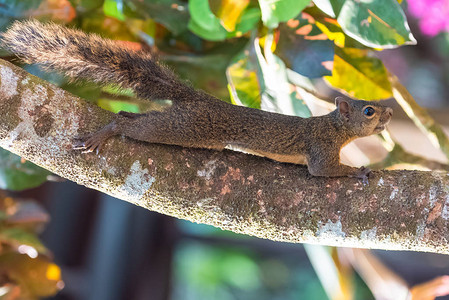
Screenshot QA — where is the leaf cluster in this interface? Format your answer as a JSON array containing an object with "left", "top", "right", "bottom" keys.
[{"left": 0, "top": 194, "right": 63, "bottom": 299}]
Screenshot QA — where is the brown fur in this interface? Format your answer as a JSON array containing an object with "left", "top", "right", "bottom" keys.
[{"left": 1, "top": 20, "right": 393, "bottom": 180}]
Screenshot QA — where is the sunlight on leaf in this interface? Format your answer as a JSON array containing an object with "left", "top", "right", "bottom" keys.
[
  {"left": 227, "top": 34, "right": 311, "bottom": 117},
  {"left": 256, "top": 34, "right": 311, "bottom": 117},
  {"left": 227, "top": 50, "right": 262, "bottom": 109},
  {"left": 325, "top": 48, "right": 392, "bottom": 100},
  {"left": 97, "top": 99, "right": 141, "bottom": 113},
  {"left": 188, "top": 0, "right": 259, "bottom": 40},
  {"left": 337, "top": 0, "right": 416, "bottom": 48},
  {"left": 315, "top": 19, "right": 346, "bottom": 48},
  {"left": 0, "top": 253, "right": 63, "bottom": 298},
  {"left": 304, "top": 245, "right": 355, "bottom": 300},
  {"left": 216, "top": 0, "right": 250, "bottom": 32},
  {"left": 103, "top": 0, "right": 126, "bottom": 21},
  {"left": 312, "top": 0, "right": 336, "bottom": 17},
  {"left": 259, "top": 0, "right": 311, "bottom": 28}
]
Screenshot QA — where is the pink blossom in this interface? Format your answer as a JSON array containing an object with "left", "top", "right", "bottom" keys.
[{"left": 408, "top": 0, "right": 449, "bottom": 36}]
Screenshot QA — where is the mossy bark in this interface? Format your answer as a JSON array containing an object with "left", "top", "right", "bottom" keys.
[{"left": 1, "top": 59, "right": 449, "bottom": 254}]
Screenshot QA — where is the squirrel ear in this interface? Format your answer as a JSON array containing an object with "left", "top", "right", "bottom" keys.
[{"left": 335, "top": 97, "right": 351, "bottom": 120}]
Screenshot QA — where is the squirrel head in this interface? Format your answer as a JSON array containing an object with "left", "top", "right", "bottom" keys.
[{"left": 335, "top": 97, "right": 393, "bottom": 137}]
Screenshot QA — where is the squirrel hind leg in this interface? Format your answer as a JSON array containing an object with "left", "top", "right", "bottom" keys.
[{"left": 73, "top": 121, "right": 120, "bottom": 154}]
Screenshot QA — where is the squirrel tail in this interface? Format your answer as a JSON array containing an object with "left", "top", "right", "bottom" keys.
[{"left": 1, "top": 20, "right": 195, "bottom": 101}]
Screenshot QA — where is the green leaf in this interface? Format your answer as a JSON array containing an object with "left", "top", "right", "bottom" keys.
[
  {"left": 336, "top": 0, "right": 416, "bottom": 48},
  {"left": 0, "top": 253, "right": 62, "bottom": 298},
  {"left": 98, "top": 99, "right": 141, "bottom": 113},
  {"left": 0, "top": 149, "right": 50, "bottom": 191},
  {"left": 103, "top": 0, "right": 126, "bottom": 21},
  {"left": 253, "top": 33, "right": 311, "bottom": 117},
  {"left": 228, "top": 37, "right": 311, "bottom": 118},
  {"left": 0, "top": 227, "right": 48, "bottom": 255},
  {"left": 62, "top": 81, "right": 101, "bottom": 103},
  {"left": 175, "top": 242, "right": 260, "bottom": 291},
  {"left": 315, "top": 18, "right": 358, "bottom": 49},
  {"left": 258, "top": 0, "right": 311, "bottom": 29},
  {"left": 127, "top": 0, "right": 189, "bottom": 35},
  {"left": 216, "top": 0, "right": 250, "bottom": 32},
  {"left": 227, "top": 50, "right": 263, "bottom": 109},
  {"left": 221, "top": 253, "right": 260, "bottom": 289},
  {"left": 324, "top": 48, "right": 392, "bottom": 100},
  {"left": 189, "top": 0, "right": 223, "bottom": 32},
  {"left": 276, "top": 17, "right": 334, "bottom": 78},
  {"left": 188, "top": 0, "right": 227, "bottom": 40},
  {"left": 232, "top": 7, "right": 261, "bottom": 37},
  {"left": 188, "top": 18, "right": 228, "bottom": 41},
  {"left": 188, "top": 0, "right": 259, "bottom": 40}
]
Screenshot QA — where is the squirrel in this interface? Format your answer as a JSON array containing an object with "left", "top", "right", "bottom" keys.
[{"left": 1, "top": 20, "right": 393, "bottom": 181}]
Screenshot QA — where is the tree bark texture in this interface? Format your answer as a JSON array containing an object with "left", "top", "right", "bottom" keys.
[{"left": 0, "top": 59, "right": 448, "bottom": 254}]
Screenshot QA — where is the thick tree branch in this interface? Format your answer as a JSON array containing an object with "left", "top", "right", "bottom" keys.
[{"left": 1, "top": 59, "right": 449, "bottom": 254}]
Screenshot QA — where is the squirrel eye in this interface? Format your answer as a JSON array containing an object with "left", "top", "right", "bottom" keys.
[{"left": 363, "top": 106, "right": 375, "bottom": 117}]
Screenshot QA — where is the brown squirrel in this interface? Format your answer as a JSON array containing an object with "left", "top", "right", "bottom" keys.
[{"left": 1, "top": 20, "right": 393, "bottom": 181}]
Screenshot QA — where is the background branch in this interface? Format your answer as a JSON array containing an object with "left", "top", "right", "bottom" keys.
[{"left": 1, "top": 59, "right": 449, "bottom": 254}]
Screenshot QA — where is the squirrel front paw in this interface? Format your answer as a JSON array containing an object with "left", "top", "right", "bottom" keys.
[{"left": 73, "top": 134, "right": 105, "bottom": 154}]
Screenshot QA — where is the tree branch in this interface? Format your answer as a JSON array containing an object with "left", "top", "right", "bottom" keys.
[{"left": 1, "top": 59, "right": 449, "bottom": 254}]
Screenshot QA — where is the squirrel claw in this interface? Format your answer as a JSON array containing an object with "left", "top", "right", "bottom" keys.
[
  {"left": 349, "top": 166, "right": 371, "bottom": 185},
  {"left": 356, "top": 166, "right": 371, "bottom": 185},
  {"left": 72, "top": 135, "right": 104, "bottom": 154}
]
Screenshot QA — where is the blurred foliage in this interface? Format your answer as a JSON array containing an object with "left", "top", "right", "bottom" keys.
[
  {"left": 0, "top": 0, "right": 418, "bottom": 106},
  {"left": 177, "top": 221, "right": 374, "bottom": 299},
  {"left": 0, "top": 193, "right": 63, "bottom": 299},
  {"left": 173, "top": 241, "right": 329, "bottom": 300},
  {"left": 1, "top": 0, "right": 449, "bottom": 298},
  {"left": 0, "top": 150, "right": 51, "bottom": 191}
]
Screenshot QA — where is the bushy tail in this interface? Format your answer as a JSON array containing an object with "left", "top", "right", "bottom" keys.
[{"left": 1, "top": 20, "right": 194, "bottom": 101}]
